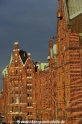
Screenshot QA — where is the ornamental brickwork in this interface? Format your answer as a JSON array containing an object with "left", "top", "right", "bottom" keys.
[
  {"left": 1, "top": 1, "right": 82, "bottom": 124},
  {"left": 2, "top": 40, "right": 56, "bottom": 124},
  {"left": 56, "top": 0, "right": 82, "bottom": 124},
  {"left": 2, "top": 43, "right": 37, "bottom": 123},
  {"left": 0, "top": 90, "right": 4, "bottom": 122}
]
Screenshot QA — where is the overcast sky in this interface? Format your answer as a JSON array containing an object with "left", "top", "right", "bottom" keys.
[{"left": 0, "top": 0, "right": 58, "bottom": 89}]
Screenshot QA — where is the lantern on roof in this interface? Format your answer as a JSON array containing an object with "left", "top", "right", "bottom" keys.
[{"left": 57, "top": 10, "right": 62, "bottom": 18}]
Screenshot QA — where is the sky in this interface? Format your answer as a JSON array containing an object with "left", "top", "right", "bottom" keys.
[{"left": 0, "top": 0, "right": 58, "bottom": 89}]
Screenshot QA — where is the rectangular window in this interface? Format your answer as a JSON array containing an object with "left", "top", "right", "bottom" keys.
[
  {"left": 12, "top": 106, "right": 14, "bottom": 112},
  {"left": 15, "top": 106, "right": 18, "bottom": 112},
  {"left": 15, "top": 91, "right": 18, "bottom": 94},
  {"left": 12, "top": 97, "right": 14, "bottom": 103},
  {"left": 27, "top": 94, "right": 32, "bottom": 97},
  {"left": 27, "top": 112, "right": 32, "bottom": 115},
  {"left": 20, "top": 98, "right": 22, "bottom": 103},
  {"left": 16, "top": 97, "right": 19, "bottom": 103},
  {"left": 27, "top": 73, "right": 32, "bottom": 77},
  {"left": 27, "top": 103, "right": 32, "bottom": 107},
  {"left": 27, "top": 86, "right": 32, "bottom": 90},
  {"left": 15, "top": 83, "right": 18, "bottom": 87},
  {"left": 27, "top": 82, "right": 32, "bottom": 85},
  {"left": 20, "top": 106, "right": 22, "bottom": 112},
  {"left": 12, "top": 116, "right": 14, "bottom": 121}
]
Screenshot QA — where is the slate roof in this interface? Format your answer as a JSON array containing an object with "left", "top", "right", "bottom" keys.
[{"left": 19, "top": 50, "right": 27, "bottom": 64}]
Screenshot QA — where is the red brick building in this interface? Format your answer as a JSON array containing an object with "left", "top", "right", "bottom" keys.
[
  {"left": 2, "top": 42, "right": 37, "bottom": 123},
  {"left": 35, "top": 38, "right": 57, "bottom": 122},
  {"left": 1, "top": 0, "right": 82, "bottom": 124},
  {"left": 2, "top": 41, "right": 56, "bottom": 123},
  {"left": 0, "top": 90, "right": 4, "bottom": 122},
  {"left": 56, "top": 0, "right": 82, "bottom": 124}
]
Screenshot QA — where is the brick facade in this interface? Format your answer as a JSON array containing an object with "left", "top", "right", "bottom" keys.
[
  {"left": 0, "top": 90, "right": 4, "bottom": 123},
  {"left": 1, "top": 0, "right": 82, "bottom": 124},
  {"left": 2, "top": 43, "right": 37, "bottom": 123},
  {"left": 56, "top": 0, "right": 82, "bottom": 124},
  {"left": 2, "top": 41, "right": 56, "bottom": 124}
]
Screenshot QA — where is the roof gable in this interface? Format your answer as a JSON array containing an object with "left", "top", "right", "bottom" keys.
[{"left": 67, "top": 0, "right": 82, "bottom": 19}]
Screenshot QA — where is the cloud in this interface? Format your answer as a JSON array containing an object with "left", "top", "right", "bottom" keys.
[{"left": 0, "top": 0, "right": 58, "bottom": 89}]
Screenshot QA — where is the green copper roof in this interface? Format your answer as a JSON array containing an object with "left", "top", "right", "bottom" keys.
[
  {"left": 14, "top": 42, "right": 18, "bottom": 45},
  {"left": 40, "top": 63, "right": 48, "bottom": 71},
  {"left": 47, "top": 56, "right": 50, "bottom": 60},
  {"left": 9, "top": 53, "right": 13, "bottom": 65},
  {"left": 67, "top": 0, "right": 82, "bottom": 19},
  {"left": 37, "top": 62, "right": 48, "bottom": 71},
  {"left": 2, "top": 65, "right": 8, "bottom": 77},
  {"left": 53, "top": 44, "right": 57, "bottom": 55}
]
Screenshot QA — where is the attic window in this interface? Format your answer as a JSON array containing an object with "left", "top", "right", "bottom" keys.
[{"left": 27, "top": 66, "right": 29, "bottom": 69}]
